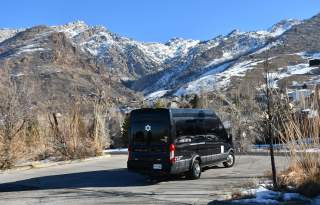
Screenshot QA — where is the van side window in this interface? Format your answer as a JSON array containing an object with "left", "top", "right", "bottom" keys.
[
  {"left": 175, "top": 119, "right": 197, "bottom": 136},
  {"left": 193, "top": 135, "right": 206, "bottom": 143},
  {"left": 206, "top": 134, "right": 219, "bottom": 142},
  {"left": 206, "top": 119, "right": 227, "bottom": 141}
]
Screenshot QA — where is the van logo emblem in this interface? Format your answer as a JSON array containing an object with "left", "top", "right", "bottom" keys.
[{"left": 145, "top": 125, "right": 151, "bottom": 132}]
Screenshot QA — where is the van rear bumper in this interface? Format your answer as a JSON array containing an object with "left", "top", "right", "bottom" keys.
[
  {"left": 127, "top": 159, "right": 190, "bottom": 176},
  {"left": 127, "top": 160, "right": 173, "bottom": 176}
]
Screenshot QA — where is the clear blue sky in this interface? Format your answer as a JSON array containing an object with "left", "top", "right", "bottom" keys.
[{"left": 1, "top": 0, "right": 319, "bottom": 42}]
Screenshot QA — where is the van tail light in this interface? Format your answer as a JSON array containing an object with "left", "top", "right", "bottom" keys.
[
  {"left": 169, "top": 143, "right": 175, "bottom": 163},
  {"left": 128, "top": 145, "right": 131, "bottom": 160}
]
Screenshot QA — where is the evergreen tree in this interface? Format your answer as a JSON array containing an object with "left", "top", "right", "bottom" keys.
[
  {"left": 121, "top": 114, "right": 130, "bottom": 147},
  {"left": 189, "top": 94, "right": 199, "bottom": 108}
]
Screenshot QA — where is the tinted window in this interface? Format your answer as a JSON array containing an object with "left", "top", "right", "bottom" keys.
[
  {"left": 130, "top": 110, "right": 170, "bottom": 145},
  {"left": 131, "top": 120, "right": 169, "bottom": 145},
  {"left": 175, "top": 117, "right": 227, "bottom": 139},
  {"left": 175, "top": 119, "right": 206, "bottom": 136}
]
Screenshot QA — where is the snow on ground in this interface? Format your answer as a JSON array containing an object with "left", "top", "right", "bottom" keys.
[
  {"left": 104, "top": 148, "right": 128, "bottom": 154},
  {"left": 55, "top": 21, "right": 200, "bottom": 66},
  {"left": 233, "top": 185, "right": 320, "bottom": 205},
  {"left": 173, "top": 62, "right": 233, "bottom": 96},
  {"left": 15, "top": 44, "right": 49, "bottom": 55},
  {"left": 173, "top": 59, "right": 264, "bottom": 96},
  {"left": 278, "top": 63, "right": 314, "bottom": 76},
  {"left": 145, "top": 90, "right": 169, "bottom": 100},
  {"left": 0, "top": 28, "right": 20, "bottom": 43},
  {"left": 306, "top": 148, "right": 320, "bottom": 153},
  {"left": 298, "top": 51, "right": 320, "bottom": 59},
  {"left": 171, "top": 56, "right": 317, "bottom": 97},
  {"left": 138, "top": 38, "right": 200, "bottom": 64},
  {"left": 54, "top": 21, "right": 89, "bottom": 38},
  {"left": 267, "top": 63, "right": 316, "bottom": 88},
  {"left": 268, "top": 19, "right": 301, "bottom": 37},
  {"left": 10, "top": 73, "right": 25, "bottom": 77},
  {"left": 254, "top": 41, "right": 282, "bottom": 54}
]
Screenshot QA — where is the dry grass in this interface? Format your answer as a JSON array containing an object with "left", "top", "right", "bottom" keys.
[
  {"left": 0, "top": 79, "right": 32, "bottom": 169},
  {"left": 0, "top": 82, "right": 111, "bottom": 169},
  {"left": 48, "top": 99, "right": 108, "bottom": 160},
  {"left": 274, "top": 86, "right": 320, "bottom": 197}
]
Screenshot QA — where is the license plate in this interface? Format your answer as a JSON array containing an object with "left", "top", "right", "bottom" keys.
[{"left": 153, "top": 164, "right": 162, "bottom": 170}]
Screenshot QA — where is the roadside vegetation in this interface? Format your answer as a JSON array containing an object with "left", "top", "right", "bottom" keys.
[
  {"left": 148, "top": 65, "right": 319, "bottom": 197},
  {"left": 0, "top": 76, "right": 118, "bottom": 169},
  {"left": 275, "top": 86, "right": 320, "bottom": 197}
]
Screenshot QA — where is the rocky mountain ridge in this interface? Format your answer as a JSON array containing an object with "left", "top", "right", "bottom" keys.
[{"left": 1, "top": 14, "right": 320, "bottom": 107}]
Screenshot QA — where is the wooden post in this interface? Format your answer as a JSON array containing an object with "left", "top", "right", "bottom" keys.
[{"left": 264, "top": 55, "right": 278, "bottom": 190}]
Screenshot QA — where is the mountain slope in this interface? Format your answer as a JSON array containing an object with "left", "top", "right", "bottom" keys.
[
  {"left": 1, "top": 14, "right": 320, "bottom": 107},
  {"left": 131, "top": 19, "right": 302, "bottom": 96},
  {"left": 0, "top": 25, "right": 140, "bottom": 111}
]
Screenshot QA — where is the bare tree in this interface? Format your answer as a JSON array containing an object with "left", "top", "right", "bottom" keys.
[{"left": 0, "top": 78, "right": 32, "bottom": 169}]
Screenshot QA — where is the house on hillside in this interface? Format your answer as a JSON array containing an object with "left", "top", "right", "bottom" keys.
[
  {"left": 287, "top": 88, "right": 312, "bottom": 102},
  {"left": 309, "top": 59, "right": 320, "bottom": 67}
]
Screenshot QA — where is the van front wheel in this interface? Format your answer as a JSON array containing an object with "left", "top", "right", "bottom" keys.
[
  {"left": 187, "top": 160, "right": 201, "bottom": 179},
  {"left": 223, "top": 152, "right": 235, "bottom": 168}
]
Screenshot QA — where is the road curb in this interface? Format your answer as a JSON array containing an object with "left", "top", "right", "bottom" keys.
[
  {"left": 0, "top": 154, "right": 112, "bottom": 173},
  {"left": 236, "top": 152, "right": 290, "bottom": 156}
]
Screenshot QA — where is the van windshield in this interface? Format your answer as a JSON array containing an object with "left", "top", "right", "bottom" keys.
[{"left": 130, "top": 110, "right": 170, "bottom": 145}]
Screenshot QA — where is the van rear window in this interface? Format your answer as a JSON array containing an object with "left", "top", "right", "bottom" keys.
[{"left": 131, "top": 121, "right": 169, "bottom": 145}]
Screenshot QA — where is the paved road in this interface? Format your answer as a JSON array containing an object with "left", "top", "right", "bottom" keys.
[{"left": 0, "top": 155, "right": 288, "bottom": 205}]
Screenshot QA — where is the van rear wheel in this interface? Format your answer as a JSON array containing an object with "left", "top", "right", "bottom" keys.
[
  {"left": 187, "top": 159, "right": 201, "bottom": 179},
  {"left": 223, "top": 152, "right": 235, "bottom": 168}
]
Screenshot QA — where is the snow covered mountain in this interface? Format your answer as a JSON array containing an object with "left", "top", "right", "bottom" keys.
[
  {"left": 47, "top": 18, "right": 300, "bottom": 84},
  {"left": 0, "top": 28, "right": 20, "bottom": 43},
  {"left": 1, "top": 14, "right": 320, "bottom": 106},
  {"left": 130, "top": 19, "right": 302, "bottom": 96}
]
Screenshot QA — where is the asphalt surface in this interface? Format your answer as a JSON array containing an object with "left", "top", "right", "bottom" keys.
[{"left": 0, "top": 155, "right": 288, "bottom": 205}]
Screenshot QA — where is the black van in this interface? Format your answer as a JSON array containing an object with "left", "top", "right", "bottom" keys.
[{"left": 127, "top": 108, "right": 234, "bottom": 179}]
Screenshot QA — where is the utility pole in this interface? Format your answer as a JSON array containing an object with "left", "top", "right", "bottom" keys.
[{"left": 264, "top": 55, "right": 278, "bottom": 190}]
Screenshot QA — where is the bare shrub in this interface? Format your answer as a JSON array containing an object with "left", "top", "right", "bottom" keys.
[
  {"left": 90, "top": 98, "right": 108, "bottom": 155},
  {"left": 48, "top": 92, "right": 110, "bottom": 160},
  {"left": 273, "top": 86, "right": 320, "bottom": 197},
  {"left": 49, "top": 106, "right": 96, "bottom": 160},
  {"left": 0, "top": 79, "right": 32, "bottom": 169},
  {"left": 23, "top": 118, "right": 52, "bottom": 161}
]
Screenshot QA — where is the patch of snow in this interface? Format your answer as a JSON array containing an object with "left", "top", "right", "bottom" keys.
[
  {"left": 104, "top": 148, "right": 128, "bottom": 154},
  {"left": 266, "top": 63, "right": 315, "bottom": 87},
  {"left": 280, "top": 63, "right": 313, "bottom": 75},
  {"left": 173, "top": 59, "right": 265, "bottom": 96},
  {"left": 54, "top": 21, "right": 89, "bottom": 38},
  {"left": 282, "top": 192, "right": 308, "bottom": 201},
  {"left": 0, "top": 28, "right": 20, "bottom": 43},
  {"left": 235, "top": 186, "right": 280, "bottom": 204},
  {"left": 145, "top": 90, "right": 169, "bottom": 100},
  {"left": 313, "top": 196, "right": 320, "bottom": 205},
  {"left": 234, "top": 185, "right": 320, "bottom": 205},
  {"left": 204, "top": 56, "right": 233, "bottom": 69},
  {"left": 138, "top": 38, "right": 200, "bottom": 64},
  {"left": 298, "top": 51, "right": 320, "bottom": 60},
  {"left": 15, "top": 44, "right": 48, "bottom": 55},
  {"left": 10, "top": 73, "right": 24, "bottom": 77},
  {"left": 202, "top": 62, "right": 232, "bottom": 76},
  {"left": 254, "top": 41, "right": 282, "bottom": 54},
  {"left": 268, "top": 19, "right": 302, "bottom": 37},
  {"left": 306, "top": 148, "right": 320, "bottom": 153}
]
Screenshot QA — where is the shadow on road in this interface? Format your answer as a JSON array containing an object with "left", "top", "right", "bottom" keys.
[{"left": 0, "top": 168, "right": 148, "bottom": 192}]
